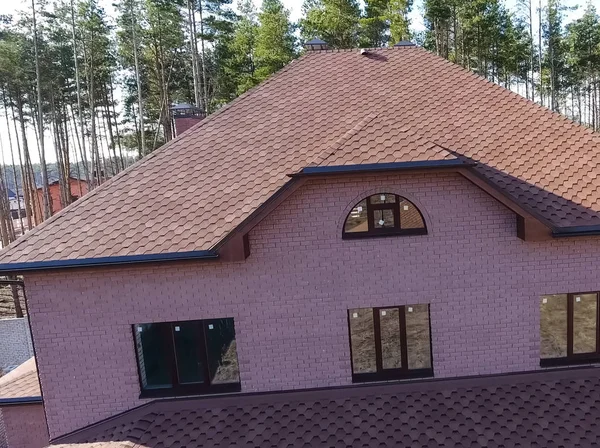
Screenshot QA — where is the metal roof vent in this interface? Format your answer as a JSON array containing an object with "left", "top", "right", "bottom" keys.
[
  {"left": 394, "top": 40, "right": 416, "bottom": 47},
  {"left": 304, "top": 38, "right": 329, "bottom": 51},
  {"left": 170, "top": 103, "right": 204, "bottom": 117}
]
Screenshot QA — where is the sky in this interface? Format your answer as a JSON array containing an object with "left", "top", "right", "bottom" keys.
[
  {"left": 1, "top": 0, "right": 586, "bottom": 28},
  {"left": 0, "top": 0, "right": 590, "bottom": 164}
]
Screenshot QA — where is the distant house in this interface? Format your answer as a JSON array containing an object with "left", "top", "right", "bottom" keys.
[
  {"left": 0, "top": 357, "right": 48, "bottom": 448},
  {"left": 3, "top": 43, "right": 600, "bottom": 446},
  {"left": 36, "top": 177, "right": 88, "bottom": 214},
  {"left": 6, "top": 189, "right": 24, "bottom": 220}
]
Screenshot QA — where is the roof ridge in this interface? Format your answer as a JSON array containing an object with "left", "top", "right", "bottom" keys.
[
  {"left": 0, "top": 357, "right": 36, "bottom": 389},
  {"left": 303, "top": 46, "right": 418, "bottom": 54},
  {"left": 309, "top": 113, "right": 379, "bottom": 167}
]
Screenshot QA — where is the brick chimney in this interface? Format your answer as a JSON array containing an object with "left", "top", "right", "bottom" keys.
[{"left": 170, "top": 103, "right": 206, "bottom": 137}]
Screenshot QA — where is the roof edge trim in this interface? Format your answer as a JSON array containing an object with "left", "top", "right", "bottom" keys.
[
  {"left": 0, "top": 396, "right": 42, "bottom": 405},
  {"left": 290, "top": 159, "right": 473, "bottom": 177},
  {"left": 0, "top": 250, "right": 219, "bottom": 274},
  {"left": 552, "top": 226, "right": 600, "bottom": 237}
]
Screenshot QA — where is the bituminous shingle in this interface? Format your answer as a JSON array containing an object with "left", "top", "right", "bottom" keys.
[
  {"left": 49, "top": 367, "right": 600, "bottom": 448},
  {"left": 2, "top": 46, "right": 600, "bottom": 264}
]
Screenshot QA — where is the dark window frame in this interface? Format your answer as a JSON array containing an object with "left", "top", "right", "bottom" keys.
[
  {"left": 342, "top": 193, "right": 427, "bottom": 239},
  {"left": 132, "top": 319, "right": 241, "bottom": 398},
  {"left": 540, "top": 292, "right": 600, "bottom": 367},
  {"left": 347, "top": 305, "right": 434, "bottom": 383}
]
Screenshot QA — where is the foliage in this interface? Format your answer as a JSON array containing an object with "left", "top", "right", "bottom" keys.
[{"left": 300, "top": 0, "right": 361, "bottom": 48}]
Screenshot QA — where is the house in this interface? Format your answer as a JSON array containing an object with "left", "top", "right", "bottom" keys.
[
  {"left": 1, "top": 42, "right": 600, "bottom": 446},
  {"left": 6, "top": 189, "right": 24, "bottom": 221},
  {"left": 0, "top": 357, "right": 48, "bottom": 448},
  {"left": 37, "top": 177, "right": 88, "bottom": 214}
]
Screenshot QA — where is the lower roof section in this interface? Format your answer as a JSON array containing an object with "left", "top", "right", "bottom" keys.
[
  {"left": 51, "top": 366, "right": 600, "bottom": 447},
  {"left": 0, "top": 357, "right": 41, "bottom": 405}
]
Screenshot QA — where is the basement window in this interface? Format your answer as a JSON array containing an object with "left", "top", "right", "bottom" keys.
[
  {"left": 540, "top": 293, "right": 600, "bottom": 367},
  {"left": 133, "top": 318, "right": 241, "bottom": 398},
  {"left": 343, "top": 194, "right": 427, "bottom": 239},
  {"left": 348, "top": 305, "right": 433, "bottom": 382}
]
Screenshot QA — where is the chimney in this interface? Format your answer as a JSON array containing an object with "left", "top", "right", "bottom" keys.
[
  {"left": 170, "top": 103, "right": 206, "bottom": 137},
  {"left": 304, "top": 38, "right": 329, "bottom": 52}
]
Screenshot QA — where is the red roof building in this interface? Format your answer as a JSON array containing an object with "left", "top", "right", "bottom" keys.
[{"left": 36, "top": 177, "right": 89, "bottom": 215}]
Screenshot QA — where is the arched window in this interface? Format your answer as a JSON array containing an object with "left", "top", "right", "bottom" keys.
[{"left": 343, "top": 193, "right": 427, "bottom": 239}]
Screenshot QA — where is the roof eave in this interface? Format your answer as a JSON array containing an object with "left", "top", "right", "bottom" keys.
[
  {"left": 552, "top": 226, "right": 600, "bottom": 237},
  {"left": 0, "top": 396, "right": 43, "bottom": 406},
  {"left": 0, "top": 250, "right": 219, "bottom": 275},
  {"left": 289, "top": 159, "right": 474, "bottom": 177}
]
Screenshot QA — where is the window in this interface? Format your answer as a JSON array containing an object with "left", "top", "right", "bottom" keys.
[
  {"left": 343, "top": 193, "right": 426, "bottom": 239},
  {"left": 348, "top": 305, "right": 433, "bottom": 382},
  {"left": 133, "top": 318, "right": 240, "bottom": 397},
  {"left": 540, "top": 293, "right": 600, "bottom": 367}
]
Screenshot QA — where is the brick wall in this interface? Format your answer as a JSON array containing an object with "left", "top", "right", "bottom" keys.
[
  {"left": 174, "top": 116, "right": 203, "bottom": 136},
  {"left": 0, "top": 405, "right": 48, "bottom": 448},
  {"left": 0, "top": 318, "right": 34, "bottom": 374},
  {"left": 24, "top": 172, "right": 600, "bottom": 438}
]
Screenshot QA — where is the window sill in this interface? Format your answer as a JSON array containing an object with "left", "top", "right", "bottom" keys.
[
  {"left": 343, "top": 228, "right": 428, "bottom": 239},
  {"left": 139, "top": 382, "right": 241, "bottom": 399},
  {"left": 540, "top": 356, "right": 600, "bottom": 368},
  {"left": 352, "top": 368, "right": 433, "bottom": 383}
]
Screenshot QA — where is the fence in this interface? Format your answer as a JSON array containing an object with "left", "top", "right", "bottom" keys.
[{"left": 0, "top": 317, "right": 34, "bottom": 374}]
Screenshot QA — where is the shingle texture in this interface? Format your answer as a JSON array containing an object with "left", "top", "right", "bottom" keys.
[
  {"left": 0, "top": 357, "right": 40, "bottom": 400},
  {"left": 3, "top": 46, "right": 600, "bottom": 264},
  {"left": 51, "top": 367, "right": 600, "bottom": 448}
]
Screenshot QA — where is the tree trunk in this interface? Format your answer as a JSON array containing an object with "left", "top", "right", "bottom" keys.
[
  {"left": 109, "top": 75, "right": 126, "bottom": 170},
  {"left": 538, "top": 0, "right": 544, "bottom": 107},
  {"left": 2, "top": 90, "right": 25, "bottom": 234},
  {"left": 187, "top": 0, "right": 202, "bottom": 108},
  {"left": 528, "top": 0, "right": 535, "bottom": 102},
  {"left": 15, "top": 95, "right": 42, "bottom": 227},
  {"left": 130, "top": 0, "right": 147, "bottom": 157},
  {"left": 198, "top": 0, "right": 209, "bottom": 111},
  {"left": 31, "top": 0, "right": 52, "bottom": 220},
  {"left": 70, "top": 0, "right": 91, "bottom": 189}
]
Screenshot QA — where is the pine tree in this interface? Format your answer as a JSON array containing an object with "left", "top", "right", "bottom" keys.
[
  {"left": 227, "top": 0, "right": 259, "bottom": 94},
  {"left": 543, "top": 0, "right": 570, "bottom": 112},
  {"left": 300, "top": 0, "right": 361, "bottom": 49},
  {"left": 117, "top": 0, "right": 148, "bottom": 157},
  {"left": 255, "top": 0, "right": 296, "bottom": 81},
  {"left": 143, "top": 0, "right": 188, "bottom": 144}
]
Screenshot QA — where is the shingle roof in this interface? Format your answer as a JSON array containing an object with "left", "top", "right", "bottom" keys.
[
  {"left": 50, "top": 367, "right": 600, "bottom": 447},
  {"left": 0, "top": 357, "right": 41, "bottom": 402},
  {"left": 3, "top": 46, "right": 600, "bottom": 265}
]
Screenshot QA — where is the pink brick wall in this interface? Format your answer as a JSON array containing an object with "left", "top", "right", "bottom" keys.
[
  {"left": 24, "top": 172, "right": 600, "bottom": 439},
  {"left": 0, "top": 405, "right": 48, "bottom": 448}
]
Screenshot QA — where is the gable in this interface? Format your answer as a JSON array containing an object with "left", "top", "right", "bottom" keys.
[{"left": 1, "top": 46, "right": 600, "bottom": 269}]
